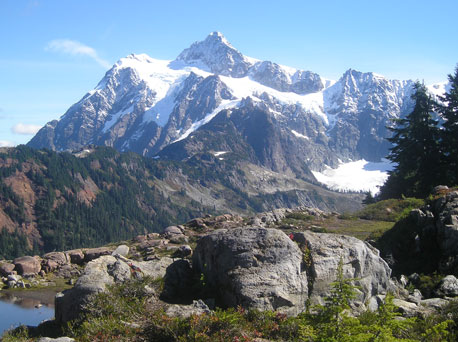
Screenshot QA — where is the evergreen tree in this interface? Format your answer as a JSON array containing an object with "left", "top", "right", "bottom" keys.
[
  {"left": 439, "top": 65, "right": 458, "bottom": 186},
  {"left": 379, "top": 82, "right": 442, "bottom": 199},
  {"left": 362, "top": 191, "right": 376, "bottom": 205}
]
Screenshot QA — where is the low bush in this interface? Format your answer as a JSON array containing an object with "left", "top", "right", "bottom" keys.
[{"left": 358, "top": 198, "right": 425, "bottom": 222}]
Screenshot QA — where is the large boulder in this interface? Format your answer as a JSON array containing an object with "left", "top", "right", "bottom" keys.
[
  {"left": 65, "top": 249, "right": 85, "bottom": 265},
  {"left": 161, "top": 259, "right": 194, "bottom": 302},
  {"left": 193, "top": 227, "right": 308, "bottom": 315},
  {"left": 55, "top": 255, "right": 116, "bottom": 322},
  {"left": 380, "top": 190, "right": 458, "bottom": 275},
  {"left": 13, "top": 256, "right": 41, "bottom": 276},
  {"left": 112, "top": 245, "right": 129, "bottom": 257},
  {"left": 55, "top": 255, "right": 173, "bottom": 322},
  {"left": 43, "top": 252, "right": 68, "bottom": 266},
  {"left": 84, "top": 247, "right": 112, "bottom": 262},
  {"left": 435, "top": 275, "right": 458, "bottom": 297},
  {"left": 0, "top": 262, "right": 16, "bottom": 276},
  {"left": 293, "top": 231, "right": 393, "bottom": 308}
]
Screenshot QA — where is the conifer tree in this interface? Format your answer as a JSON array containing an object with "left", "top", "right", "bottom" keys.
[
  {"left": 439, "top": 66, "right": 458, "bottom": 186},
  {"left": 379, "top": 82, "right": 441, "bottom": 199}
]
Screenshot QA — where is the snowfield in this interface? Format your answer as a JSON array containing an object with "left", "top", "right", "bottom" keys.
[{"left": 311, "top": 159, "right": 393, "bottom": 195}]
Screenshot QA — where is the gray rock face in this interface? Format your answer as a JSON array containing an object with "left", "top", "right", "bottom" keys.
[
  {"left": 112, "top": 244, "right": 129, "bottom": 257},
  {"left": 384, "top": 191, "right": 458, "bottom": 275},
  {"left": 166, "top": 299, "right": 212, "bottom": 318},
  {"left": 436, "top": 191, "right": 458, "bottom": 257},
  {"left": 161, "top": 259, "right": 194, "bottom": 302},
  {"left": 435, "top": 275, "right": 458, "bottom": 297},
  {"left": 193, "top": 227, "right": 308, "bottom": 315},
  {"left": 293, "top": 231, "right": 393, "bottom": 307},
  {"left": 55, "top": 255, "right": 116, "bottom": 322},
  {"left": 38, "top": 338, "right": 75, "bottom": 342},
  {"left": 250, "top": 61, "right": 324, "bottom": 95},
  {"left": 193, "top": 227, "right": 392, "bottom": 315},
  {"left": 175, "top": 32, "right": 251, "bottom": 78},
  {"left": 55, "top": 255, "right": 173, "bottom": 322},
  {"left": 326, "top": 69, "right": 414, "bottom": 161}
]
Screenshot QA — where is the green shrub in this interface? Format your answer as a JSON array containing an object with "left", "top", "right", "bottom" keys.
[{"left": 358, "top": 198, "right": 425, "bottom": 222}]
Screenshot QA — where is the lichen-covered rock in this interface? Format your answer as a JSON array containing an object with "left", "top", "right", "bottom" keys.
[
  {"left": 55, "top": 255, "right": 173, "bottom": 322},
  {"left": 193, "top": 227, "right": 308, "bottom": 315},
  {"left": 13, "top": 256, "right": 41, "bottom": 276},
  {"left": 435, "top": 275, "right": 458, "bottom": 297},
  {"left": 294, "top": 231, "right": 393, "bottom": 308},
  {"left": 55, "top": 255, "right": 117, "bottom": 322},
  {"left": 166, "top": 299, "right": 212, "bottom": 318}
]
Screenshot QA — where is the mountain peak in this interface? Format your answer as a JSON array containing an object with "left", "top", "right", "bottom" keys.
[
  {"left": 175, "top": 32, "right": 251, "bottom": 77},
  {"left": 206, "top": 31, "right": 232, "bottom": 46}
]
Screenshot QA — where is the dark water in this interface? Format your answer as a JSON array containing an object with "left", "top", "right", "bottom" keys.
[{"left": 0, "top": 290, "right": 56, "bottom": 336}]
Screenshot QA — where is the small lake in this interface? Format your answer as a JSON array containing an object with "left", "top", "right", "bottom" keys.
[{"left": 0, "top": 289, "right": 56, "bottom": 336}]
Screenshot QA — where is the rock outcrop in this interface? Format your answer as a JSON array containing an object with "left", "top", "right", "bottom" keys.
[
  {"left": 193, "top": 227, "right": 309, "bottom": 315},
  {"left": 13, "top": 256, "right": 41, "bottom": 276},
  {"left": 55, "top": 255, "right": 173, "bottom": 322},
  {"left": 379, "top": 189, "right": 458, "bottom": 275},
  {"left": 293, "top": 231, "right": 393, "bottom": 308},
  {"left": 435, "top": 275, "right": 458, "bottom": 297},
  {"left": 192, "top": 227, "right": 394, "bottom": 315}
]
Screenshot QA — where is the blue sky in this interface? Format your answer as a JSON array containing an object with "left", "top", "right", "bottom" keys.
[{"left": 1, "top": 0, "right": 457, "bottom": 146}]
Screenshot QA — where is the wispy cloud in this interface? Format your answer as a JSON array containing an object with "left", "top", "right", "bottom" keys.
[
  {"left": 11, "top": 123, "right": 42, "bottom": 135},
  {"left": 46, "top": 39, "right": 111, "bottom": 69},
  {"left": 0, "top": 140, "right": 15, "bottom": 147}
]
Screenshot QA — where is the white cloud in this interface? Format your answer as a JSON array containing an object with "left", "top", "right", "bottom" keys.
[
  {"left": 11, "top": 123, "right": 42, "bottom": 135},
  {"left": 46, "top": 39, "right": 111, "bottom": 69},
  {"left": 0, "top": 140, "right": 15, "bottom": 147}
]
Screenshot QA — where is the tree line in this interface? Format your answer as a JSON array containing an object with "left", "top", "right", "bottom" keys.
[{"left": 379, "top": 66, "right": 458, "bottom": 199}]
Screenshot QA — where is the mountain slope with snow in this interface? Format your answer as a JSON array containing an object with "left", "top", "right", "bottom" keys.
[{"left": 28, "top": 32, "right": 446, "bottom": 193}]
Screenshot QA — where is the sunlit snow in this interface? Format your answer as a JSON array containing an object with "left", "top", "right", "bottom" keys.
[
  {"left": 173, "top": 99, "right": 240, "bottom": 142},
  {"left": 111, "top": 54, "right": 212, "bottom": 127},
  {"left": 311, "top": 159, "right": 393, "bottom": 195},
  {"left": 102, "top": 105, "right": 134, "bottom": 133}
]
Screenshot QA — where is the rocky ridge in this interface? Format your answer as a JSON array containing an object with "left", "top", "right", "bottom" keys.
[{"left": 3, "top": 204, "right": 456, "bottom": 328}]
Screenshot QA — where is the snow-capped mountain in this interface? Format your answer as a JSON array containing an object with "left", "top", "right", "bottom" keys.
[{"left": 29, "top": 32, "right": 421, "bottom": 183}]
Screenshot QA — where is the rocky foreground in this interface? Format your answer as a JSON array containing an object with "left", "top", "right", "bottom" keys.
[{"left": 2, "top": 199, "right": 458, "bottom": 340}]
